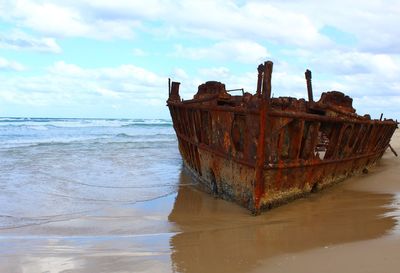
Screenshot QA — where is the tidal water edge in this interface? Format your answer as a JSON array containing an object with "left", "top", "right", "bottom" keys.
[{"left": 0, "top": 118, "right": 399, "bottom": 273}]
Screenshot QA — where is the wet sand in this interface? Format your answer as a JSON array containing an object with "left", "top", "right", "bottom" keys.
[{"left": 1, "top": 131, "right": 399, "bottom": 273}]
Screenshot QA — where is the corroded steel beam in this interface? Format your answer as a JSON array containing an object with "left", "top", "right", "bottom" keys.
[{"left": 254, "top": 61, "right": 273, "bottom": 213}]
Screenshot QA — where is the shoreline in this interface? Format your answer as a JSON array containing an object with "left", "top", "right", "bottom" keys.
[{"left": 0, "top": 131, "right": 398, "bottom": 273}]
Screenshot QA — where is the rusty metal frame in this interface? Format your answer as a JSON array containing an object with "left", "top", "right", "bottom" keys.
[{"left": 167, "top": 60, "right": 398, "bottom": 213}]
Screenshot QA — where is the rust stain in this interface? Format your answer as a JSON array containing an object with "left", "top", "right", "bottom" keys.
[{"left": 167, "top": 60, "right": 398, "bottom": 214}]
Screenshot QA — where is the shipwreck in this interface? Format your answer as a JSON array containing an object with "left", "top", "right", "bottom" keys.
[{"left": 167, "top": 61, "right": 398, "bottom": 214}]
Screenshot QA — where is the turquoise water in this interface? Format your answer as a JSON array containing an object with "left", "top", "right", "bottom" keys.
[{"left": 0, "top": 117, "right": 182, "bottom": 230}]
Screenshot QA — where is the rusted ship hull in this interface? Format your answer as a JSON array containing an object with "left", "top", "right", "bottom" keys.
[{"left": 167, "top": 61, "right": 398, "bottom": 214}]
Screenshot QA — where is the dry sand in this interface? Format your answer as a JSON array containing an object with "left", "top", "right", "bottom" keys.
[{"left": 1, "top": 130, "right": 399, "bottom": 273}]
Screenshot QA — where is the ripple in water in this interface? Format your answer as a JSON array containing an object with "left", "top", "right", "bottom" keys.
[{"left": 0, "top": 118, "right": 182, "bottom": 229}]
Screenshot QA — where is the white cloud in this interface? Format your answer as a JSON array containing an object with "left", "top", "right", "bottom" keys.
[
  {"left": 48, "top": 61, "right": 165, "bottom": 89},
  {"left": 268, "top": 0, "right": 400, "bottom": 54},
  {"left": 171, "top": 68, "right": 189, "bottom": 80},
  {"left": 94, "top": 87, "right": 121, "bottom": 98},
  {"left": 132, "top": 48, "right": 147, "bottom": 57},
  {"left": 307, "top": 50, "right": 400, "bottom": 78},
  {"left": 0, "top": 61, "right": 167, "bottom": 109},
  {"left": 177, "top": 65, "right": 305, "bottom": 101},
  {"left": 292, "top": 50, "right": 400, "bottom": 104},
  {"left": 0, "top": 0, "right": 398, "bottom": 55},
  {"left": 0, "top": 57, "right": 25, "bottom": 71},
  {"left": 164, "top": 1, "right": 328, "bottom": 48},
  {"left": 99, "top": 65, "right": 164, "bottom": 85},
  {"left": 277, "top": 48, "right": 400, "bottom": 104},
  {"left": 0, "top": 1, "right": 327, "bottom": 46},
  {"left": 174, "top": 40, "right": 269, "bottom": 63},
  {"left": 1, "top": 0, "right": 400, "bottom": 119},
  {"left": 50, "top": 61, "right": 85, "bottom": 76},
  {"left": 78, "top": 0, "right": 165, "bottom": 20},
  {"left": 354, "top": 96, "right": 400, "bottom": 119},
  {"left": 178, "top": 58, "right": 400, "bottom": 120},
  {"left": 0, "top": 0, "right": 139, "bottom": 39},
  {"left": 0, "top": 30, "right": 61, "bottom": 53},
  {"left": 199, "top": 67, "right": 231, "bottom": 78}
]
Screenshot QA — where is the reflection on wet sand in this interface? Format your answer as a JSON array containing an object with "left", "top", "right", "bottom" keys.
[
  {"left": 0, "top": 235, "right": 173, "bottom": 273},
  {"left": 169, "top": 171, "right": 397, "bottom": 273},
  {"left": 0, "top": 168, "right": 398, "bottom": 273},
  {"left": 0, "top": 192, "right": 178, "bottom": 273}
]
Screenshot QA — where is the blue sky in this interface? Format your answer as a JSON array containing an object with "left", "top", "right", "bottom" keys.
[{"left": 0, "top": 0, "right": 399, "bottom": 120}]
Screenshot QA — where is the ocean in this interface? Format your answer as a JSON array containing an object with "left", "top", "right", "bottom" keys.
[{"left": 0, "top": 117, "right": 182, "bottom": 230}]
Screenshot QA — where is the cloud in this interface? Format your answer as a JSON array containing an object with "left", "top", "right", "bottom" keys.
[
  {"left": 354, "top": 96, "right": 400, "bottom": 119},
  {"left": 305, "top": 50, "right": 400, "bottom": 78},
  {"left": 161, "top": 1, "right": 328, "bottom": 48},
  {"left": 177, "top": 63, "right": 305, "bottom": 100},
  {"left": 182, "top": 59, "right": 400, "bottom": 119},
  {"left": 0, "top": 1, "right": 139, "bottom": 39},
  {"left": 94, "top": 87, "right": 121, "bottom": 98},
  {"left": 171, "top": 68, "right": 189, "bottom": 80},
  {"left": 0, "top": 61, "right": 167, "bottom": 109},
  {"left": 0, "top": 1, "right": 328, "bottom": 47},
  {"left": 0, "top": 30, "right": 61, "bottom": 53},
  {"left": 277, "top": 47, "right": 400, "bottom": 104},
  {"left": 199, "top": 67, "right": 231, "bottom": 78},
  {"left": 132, "top": 48, "right": 147, "bottom": 57},
  {"left": 48, "top": 61, "right": 165, "bottom": 87},
  {"left": 0, "top": 57, "right": 25, "bottom": 71},
  {"left": 268, "top": 0, "right": 400, "bottom": 54},
  {"left": 1, "top": 0, "right": 400, "bottom": 119},
  {"left": 77, "top": 0, "right": 165, "bottom": 20},
  {"left": 291, "top": 50, "right": 400, "bottom": 103},
  {"left": 174, "top": 40, "right": 269, "bottom": 63},
  {"left": 50, "top": 61, "right": 86, "bottom": 77},
  {"left": 0, "top": 0, "right": 398, "bottom": 55}
]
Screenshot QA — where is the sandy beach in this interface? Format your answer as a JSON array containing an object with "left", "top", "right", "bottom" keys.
[{"left": 1, "top": 130, "right": 399, "bottom": 273}]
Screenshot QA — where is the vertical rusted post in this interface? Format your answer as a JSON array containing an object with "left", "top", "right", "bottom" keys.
[
  {"left": 256, "top": 63, "right": 264, "bottom": 96},
  {"left": 254, "top": 61, "right": 273, "bottom": 214},
  {"left": 169, "top": 81, "right": 181, "bottom": 101},
  {"left": 168, "top": 78, "right": 171, "bottom": 97},
  {"left": 305, "top": 69, "right": 313, "bottom": 102},
  {"left": 263, "top": 62, "right": 273, "bottom": 99}
]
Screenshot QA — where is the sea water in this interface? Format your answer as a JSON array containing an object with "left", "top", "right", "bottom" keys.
[{"left": 0, "top": 117, "right": 182, "bottom": 230}]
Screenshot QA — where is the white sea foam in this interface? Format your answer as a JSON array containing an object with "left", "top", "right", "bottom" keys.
[
  {"left": 0, "top": 118, "right": 175, "bottom": 149},
  {"left": 0, "top": 117, "right": 172, "bottom": 128}
]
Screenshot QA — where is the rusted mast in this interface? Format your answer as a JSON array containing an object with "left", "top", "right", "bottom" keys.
[
  {"left": 256, "top": 64, "right": 264, "bottom": 96},
  {"left": 254, "top": 61, "right": 273, "bottom": 214},
  {"left": 168, "top": 78, "right": 171, "bottom": 97},
  {"left": 305, "top": 69, "right": 313, "bottom": 102}
]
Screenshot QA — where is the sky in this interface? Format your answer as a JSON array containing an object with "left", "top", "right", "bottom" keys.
[{"left": 0, "top": 0, "right": 399, "bottom": 119}]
